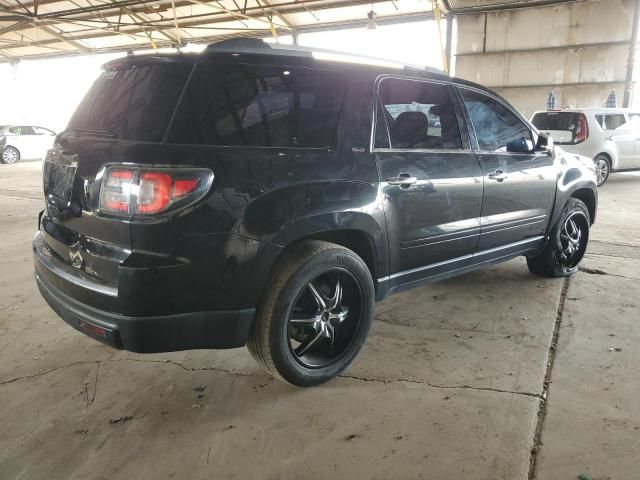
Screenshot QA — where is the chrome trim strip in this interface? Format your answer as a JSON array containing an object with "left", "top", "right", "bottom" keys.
[
  {"left": 473, "top": 235, "right": 544, "bottom": 257},
  {"left": 388, "top": 253, "right": 474, "bottom": 281},
  {"left": 480, "top": 219, "right": 547, "bottom": 234},
  {"left": 373, "top": 148, "right": 468, "bottom": 154},
  {"left": 384, "top": 235, "right": 544, "bottom": 282},
  {"left": 34, "top": 233, "right": 118, "bottom": 297},
  {"left": 402, "top": 231, "right": 480, "bottom": 249}
]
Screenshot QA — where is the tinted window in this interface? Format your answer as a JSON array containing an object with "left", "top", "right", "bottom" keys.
[
  {"left": 68, "top": 62, "right": 192, "bottom": 142},
  {"left": 531, "top": 112, "right": 580, "bottom": 132},
  {"left": 375, "top": 78, "right": 462, "bottom": 150},
  {"left": 603, "top": 114, "right": 628, "bottom": 130},
  {"left": 34, "top": 127, "right": 55, "bottom": 135},
  {"left": 8, "top": 126, "right": 35, "bottom": 135},
  {"left": 168, "top": 63, "right": 346, "bottom": 148},
  {"left": 595, "top": 114, "right": 605, "bottom": 128},
  {"left": 461, "top": 89, "right": 532, "bottom": 153}
]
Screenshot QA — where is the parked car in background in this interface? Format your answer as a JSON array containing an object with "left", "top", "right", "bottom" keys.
[
  {"left": 531, "top": 108, "right": 640, "bottom": 186},
  {"left": 0, "top": 125, "right": 56, "bottom": 164},
  {"left": 33, "top": 40, "right": 597, "bottom": 387}
]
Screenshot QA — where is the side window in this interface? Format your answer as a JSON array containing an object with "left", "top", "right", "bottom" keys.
[
  {"left": 168, "top": 63, "right": 346, "bottom": 148},
  {"left": 460, "top": 89, "right": 533, "bottom": 153},
  {"left": 375, "top": 78, "right": 462, "bottom": 150},
  {"left": 8, "top": 127, "right": 24, "bottom": 135},
  {"left": 595, "top": 114, "right": 605, "bottom": 128},
  {"left": 34, "top": 127, "right": 55, "bottom": 135},
  {"left": 603, "top": 114, "right": 627, "bottom": 130}
]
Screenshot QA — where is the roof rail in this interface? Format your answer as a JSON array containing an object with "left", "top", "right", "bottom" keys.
[{"left": 205, "top": 38, "right": 444, "bottom": 74}]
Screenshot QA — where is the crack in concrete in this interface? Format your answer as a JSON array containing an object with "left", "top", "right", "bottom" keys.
[
  {"left": 579, "top": 266, "right": 640, "bottom": 281},
  {"left": 0, "top": 360, "right": 101, "bottom": 386},
  {"left": 527, "top": 276, "right": 570, "bottom": 480},
  {"left": 339, "top": 373, "right": 541, "bottom": 398},
  {"left": 1, "top": 357, "right": 541, "bottom": 400}
]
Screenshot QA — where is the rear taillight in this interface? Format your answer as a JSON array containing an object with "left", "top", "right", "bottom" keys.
[
  {"left": 99, "top": 167, "right": 213, "bottom": 216},
  {"left": 574, "top": 114, "right": 589, "bottom": 144}
]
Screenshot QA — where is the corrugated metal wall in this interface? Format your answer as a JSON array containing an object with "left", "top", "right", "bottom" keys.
[{"left": 453, "top": 0, "right": 635, "bottom": 117}]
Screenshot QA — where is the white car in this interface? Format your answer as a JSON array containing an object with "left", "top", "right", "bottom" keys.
[
  {"left": 0, "top": 125, "right": 56, "bottom": 164},
  {"left": 531, "top": 108, "right": 640, "bottom": 186}
]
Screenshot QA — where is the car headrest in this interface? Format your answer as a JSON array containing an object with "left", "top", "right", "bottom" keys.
[{"left": 392, "top": 111, "right": 428, "bottom": 146}]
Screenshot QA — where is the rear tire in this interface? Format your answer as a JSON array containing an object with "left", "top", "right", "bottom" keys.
[
  {"left": 1, "top": 146, "right": 20, "bottom": 164},
  {"left": 594, "top": 154, "right": 610, "bottom": 187},
  {"left": 527, "top": 198, "right": 590, "bottom": 277},
  {"left": 247, "top": 240, "right": 374, "bottom": 387}
]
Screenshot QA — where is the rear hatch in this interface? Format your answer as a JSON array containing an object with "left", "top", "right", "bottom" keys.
[
  {"left": 41, "top": 57, "right": 194, "bottom": 287},
  {"left": 531, "top": 111, "right": 587, "bottom": 144}
]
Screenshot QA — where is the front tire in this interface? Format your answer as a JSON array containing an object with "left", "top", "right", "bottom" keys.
[
  {"left": 594, "top": 154, "right": 610, "bottom": 187},
  {"left": 247, "top": 240, "right": 374, "bottom": 387},
  {"left": 1, "top": 146, "right": 20, "bottom": 164},
  {"left": 527, "top": 198, "right": 590, "bottom": 277}
]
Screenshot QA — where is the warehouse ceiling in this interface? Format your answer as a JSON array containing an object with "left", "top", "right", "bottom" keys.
[{"left": 0, "top": 0, "right": 571, "bottom": 61}]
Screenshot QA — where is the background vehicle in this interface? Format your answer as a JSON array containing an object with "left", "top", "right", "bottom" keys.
[
  {"left": 531, "top": 108, "right": 640, "bottom": 186},
  {"left": 33, "top": 40, "right": 598, "bottom": 387},
  {"left": 0, "top": 125, "right": 56, "bottom": 164}
]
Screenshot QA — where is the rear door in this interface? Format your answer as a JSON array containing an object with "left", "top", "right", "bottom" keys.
[
  {"left": 373, "top": 77, "right": 483, "bottom": 287},
  {"left": 458, "top": 87, "right": 556, "bottom": 257}
]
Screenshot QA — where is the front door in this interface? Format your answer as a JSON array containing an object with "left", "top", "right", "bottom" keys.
[
  {"left": 458, "top": 87, "right": 557, "bottom": 258},
  {"left": 374, "top": 77, "right": 484, "bottom": 288}
]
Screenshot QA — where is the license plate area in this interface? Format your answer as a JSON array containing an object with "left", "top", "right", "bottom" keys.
[{"left": 42, "top": 160, "right": 77, "bottom": 207}]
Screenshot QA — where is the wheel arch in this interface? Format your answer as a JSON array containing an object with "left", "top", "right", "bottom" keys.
[
  {"left": 570, "top": 188, "right": 597, "bottom": 225},
  {"left": 595, "top": 150, "right": 615, "bottom": 170},
  {"left": 2, "top": 144, "right": 20, "bottom": 154}
]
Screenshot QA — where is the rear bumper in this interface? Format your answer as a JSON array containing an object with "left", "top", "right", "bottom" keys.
[{"left": 34, "top": 234, "right": 255, "bottom": 353}]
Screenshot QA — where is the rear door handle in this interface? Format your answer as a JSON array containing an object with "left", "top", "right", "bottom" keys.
[
  {"left": 487, "top": 170, "right": 508, "bottom": 182},
  {"left": 387, "top": 175, "right": 418, "bottom": 187}
]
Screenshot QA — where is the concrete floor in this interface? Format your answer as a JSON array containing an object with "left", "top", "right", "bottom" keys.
[{"left": 0, "top": 161, "right": 638, "bottom": 480}]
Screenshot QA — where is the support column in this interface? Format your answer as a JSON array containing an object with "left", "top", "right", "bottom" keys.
[{"left": 624, "top": 0, "right": 640, "bottom": 107}]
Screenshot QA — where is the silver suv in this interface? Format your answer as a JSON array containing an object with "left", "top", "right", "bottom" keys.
[{"left": 531, "top": 108, "right": 640, "bottom": 186}]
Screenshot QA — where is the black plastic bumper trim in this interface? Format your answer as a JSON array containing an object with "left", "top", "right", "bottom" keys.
[{"left": 35, "top": 272, "right": 255, "bottom": 353}]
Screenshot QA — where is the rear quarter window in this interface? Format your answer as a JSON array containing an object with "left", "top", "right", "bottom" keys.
[{"left": 167, "top": 62, "right": 346, "bottom": 149}]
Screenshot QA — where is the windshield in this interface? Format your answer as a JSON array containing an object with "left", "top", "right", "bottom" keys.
[{"left": 68, "top": 62, "right": 192, "bottom": 142}]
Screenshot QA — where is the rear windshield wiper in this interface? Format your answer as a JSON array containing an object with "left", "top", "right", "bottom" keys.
[{"left": 63, "top": 127, "right": 119, "bottom": 139}]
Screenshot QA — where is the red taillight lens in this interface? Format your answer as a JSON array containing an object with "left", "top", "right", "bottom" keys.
[
  {"left": 98, "top": 167, "right": 212, "bottom": 217},
  {"left": 137, "top": 172, "right": 172, "bottom": 214},
  {"left": 100, "top": 169, "right": 135, "bottom": 213},
  {"left": 172, "top": 179, "right": 198, "bottom": 200},
  {"left": 574, "top": 114, "right": 589, "bottom": 143}
]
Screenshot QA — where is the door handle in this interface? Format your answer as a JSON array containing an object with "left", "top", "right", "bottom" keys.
[
  {"left": 487, "top": 170, "right": 508, "bottom": 182},
  {"left": 387, "top": 175, "right": 418, "bottom": 187}
]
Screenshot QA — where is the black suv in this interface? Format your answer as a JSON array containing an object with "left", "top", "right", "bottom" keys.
[{"left": 34, "top": 39, "right": 598, "bottom": 387}]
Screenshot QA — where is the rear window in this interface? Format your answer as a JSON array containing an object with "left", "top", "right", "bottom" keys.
[
  {"left": 531, "top": 112, "right": 580, "bottom": 132},
  {"left": 167, "top": 62, "right": 346, "bottom": 148},
  {"left": 68, "top": 62, "right": 192, "bottom": 142}
]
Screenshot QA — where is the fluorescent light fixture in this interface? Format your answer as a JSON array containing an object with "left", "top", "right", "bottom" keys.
[{"left": 367, "top": 10, "right": 377, "bottom": 30}]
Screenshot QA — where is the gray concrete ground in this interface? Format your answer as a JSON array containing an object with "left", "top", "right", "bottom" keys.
[{"left": 0, "top": 161, "right": 638, "bottom": 480}]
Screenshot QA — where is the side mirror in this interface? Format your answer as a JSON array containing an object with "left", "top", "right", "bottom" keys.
[
  {"left": 535, "top": 133, "right": 554, "bottom": 155},
  {"left": 506, "top": 136, "right": 534, "bottom": 153}
]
